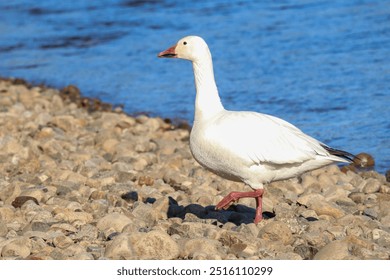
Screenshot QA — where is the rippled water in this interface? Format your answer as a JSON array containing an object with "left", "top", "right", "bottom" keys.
[{"left": 0, "top": 0, "right": 389, "bottom": 172}]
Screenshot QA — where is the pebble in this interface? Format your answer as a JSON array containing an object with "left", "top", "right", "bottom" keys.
[
  {"left": 0, "top": 78, "right": 389, "bottom": 260},
  {"left": 96, "top": 213, "right": 133, "bottom": 233},
  {"left": 132, "top": 230, "right": 180, "bottom": 259},
  {"left": 0, "top": 220, "right": 8, "bottom": 237},
  {"left": 1, "top": 237, "right": 31, "bottom": 258},
  {"left": 258, "top": 221, "right": 294, "bottom": 245},
  {"left": 181, "top": 238, "right": 222, "bottom": 259},
  {"left": 12, "top": 196, "right": 39, "bottom": 208},
  {"left": 313, "top": 240, "right": 350, "bottom": 260},
  {"left": 104, "top": 233, "right": 134, "bottom": 259}
]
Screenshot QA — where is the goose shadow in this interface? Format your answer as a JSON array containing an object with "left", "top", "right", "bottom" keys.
[{"left": 167, "top": 196, "right": 275, "bottom": 226}]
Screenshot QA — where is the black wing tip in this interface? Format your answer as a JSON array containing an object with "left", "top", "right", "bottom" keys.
[{"left": 321, "top": 144, "right": 356, "bottom": 162}]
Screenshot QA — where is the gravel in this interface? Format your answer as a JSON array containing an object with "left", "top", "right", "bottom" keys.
[{"left": 0, "top": 77, "right": 389, "bottom": 260}]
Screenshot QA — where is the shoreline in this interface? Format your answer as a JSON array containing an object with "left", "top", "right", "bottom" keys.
[
  {"left": 0, "top": 77, "right": 389, "bottom": 260},
  {"left": 0, "top": 76, "right": 192, "bottom": 130}
]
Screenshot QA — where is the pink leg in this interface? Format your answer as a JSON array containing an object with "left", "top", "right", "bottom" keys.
[{"left": 216, "top": 189, "right": 264, "bottom": 224}]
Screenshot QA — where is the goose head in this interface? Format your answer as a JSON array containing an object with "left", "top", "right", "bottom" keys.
[{"left": 158, "top": 36, "right": 211, "bottom": 62}]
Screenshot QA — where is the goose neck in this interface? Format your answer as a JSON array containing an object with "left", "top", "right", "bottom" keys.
[{"left": 192, "top": 58, "right": 224, "bottom": 121}]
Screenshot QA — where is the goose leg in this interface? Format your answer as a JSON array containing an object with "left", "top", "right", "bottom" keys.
[{"left": 216, "top": 189, "right": 264, "bottom": 224}]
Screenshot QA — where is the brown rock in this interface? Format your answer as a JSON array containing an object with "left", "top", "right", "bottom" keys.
[
  {"left": 308, "top": 200, "right": 345, "bottom": 219},
  {"left": 361, "top": 178, "right": 381, "bottom": 194},
  {"left": 132, "top": 230, "right": 180, "bottom": 260},
  {"left": 313, "top": 240, "right": 350, "bottom": 260},
  {"left": 12, "top": 196, "right": 39, "bottom": 208},
  {"left": 96, "top": 213, "right": 133, "bottom": 233},
  {"left": 103, "top": 233, "right": 135, "bottom": 259},
  {"left": 1, "top": 237, "right": 31, "bottom": 258},
  {"left": 181, "top": 238, "right": 222, "bottom": 259},
  {"left": 53, "top": 235, "right": 74, "bottom": 249},
  {"left": 258, "top": 221, "right": 293, "bottom": 245}
]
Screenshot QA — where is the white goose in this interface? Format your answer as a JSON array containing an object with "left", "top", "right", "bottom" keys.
[{"left": 158, "top": 36, "right": 354, "bottom": 224}]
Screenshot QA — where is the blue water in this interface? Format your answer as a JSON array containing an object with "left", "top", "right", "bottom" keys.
[{"left": 0, "top": 0, "right": 389, "bottom": 173}]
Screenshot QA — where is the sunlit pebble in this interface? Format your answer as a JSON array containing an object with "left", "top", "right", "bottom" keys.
[{"left": 352, "top": 152, "right": 375, "bottom": 168}]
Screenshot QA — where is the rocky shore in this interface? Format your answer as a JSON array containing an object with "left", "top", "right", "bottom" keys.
[{"left": 0, "top": 78, "right": 389, "bottom": 260}]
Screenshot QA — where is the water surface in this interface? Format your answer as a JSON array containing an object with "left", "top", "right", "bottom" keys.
[{"left": 0, "top": 0, "right": 389, "bottom": 172}]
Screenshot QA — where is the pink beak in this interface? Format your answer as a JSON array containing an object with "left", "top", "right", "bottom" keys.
[{"left": 158, "top": 45, "right": 177, "bottom": 58}]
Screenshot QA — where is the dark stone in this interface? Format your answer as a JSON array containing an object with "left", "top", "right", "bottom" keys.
[
  {"left": 305, "top": 216, "right": 319, "bottom": 222},
  {"left": 12, "top": 196, "right": 39, "bottom": 208},
  {"left": 144, "top": 197, "right": 156, "bottom": 204},
  {"left": 121, "top": 191, "right": 138, "bottom": 202}
]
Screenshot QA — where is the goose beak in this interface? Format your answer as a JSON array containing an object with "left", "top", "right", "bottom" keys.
[{"left": 158, "top": 45, "right": 177, "bottom": 58}]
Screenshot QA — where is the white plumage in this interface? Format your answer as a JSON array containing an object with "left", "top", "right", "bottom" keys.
[{"left": 158, "top": 35, "right": 353, "bottom": 224}]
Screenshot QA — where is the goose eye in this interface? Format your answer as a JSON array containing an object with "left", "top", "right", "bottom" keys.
[{"left": 183, "top": 41, "right": 187, "bottom": 45}]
